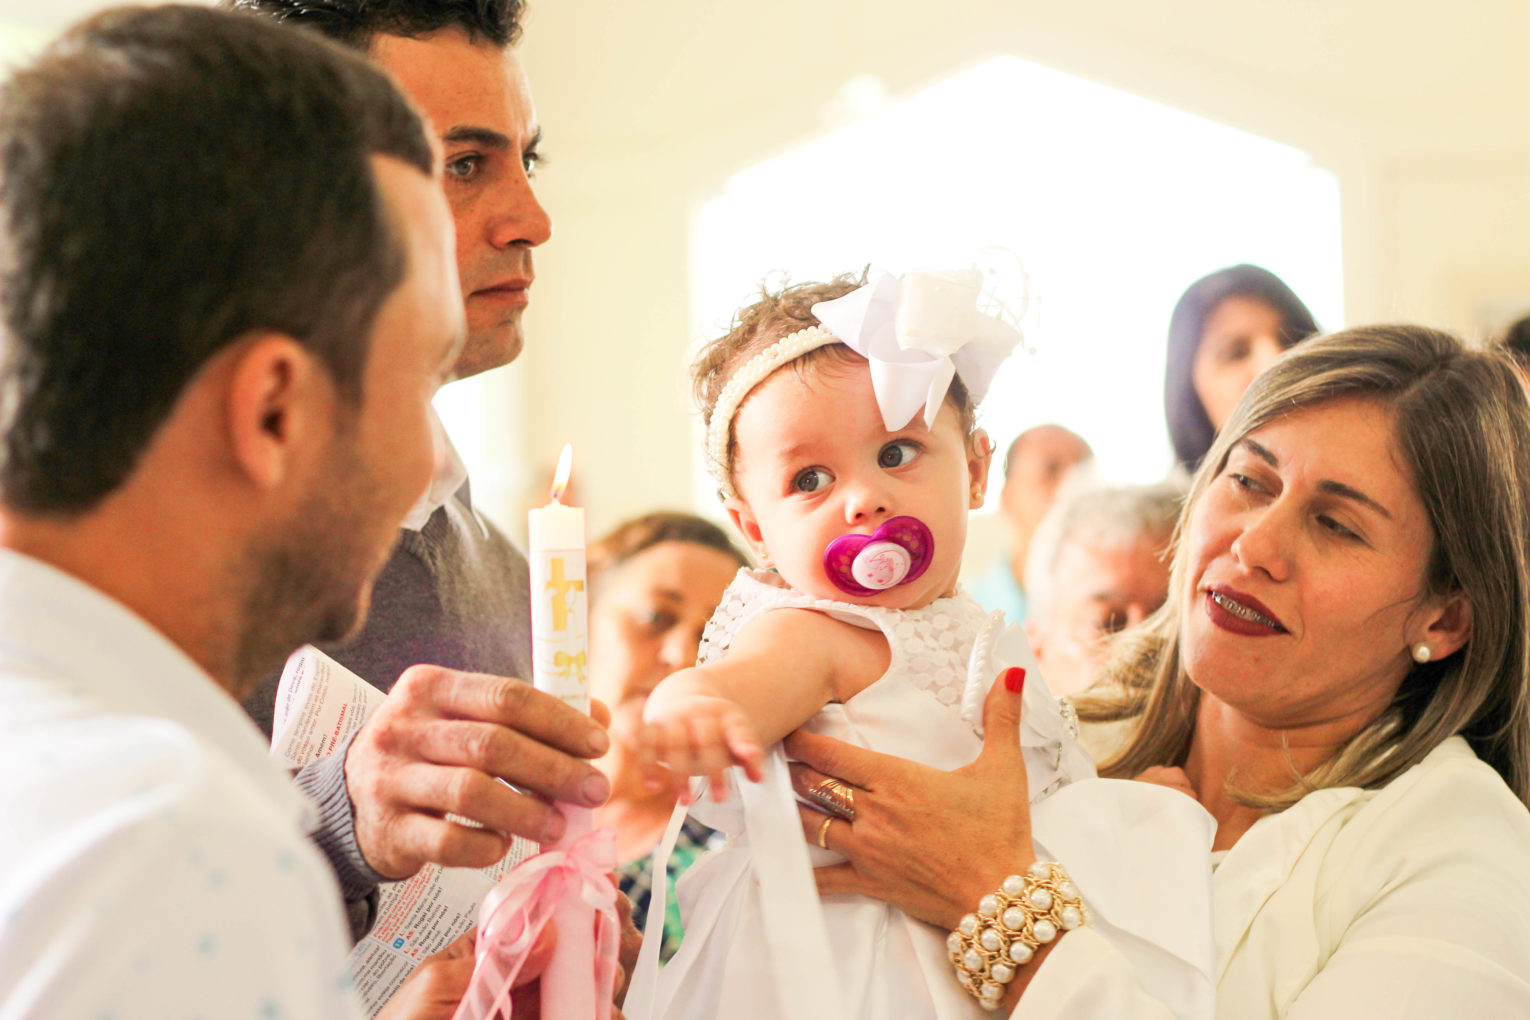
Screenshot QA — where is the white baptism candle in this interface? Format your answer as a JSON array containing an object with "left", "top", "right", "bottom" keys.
[
  {"left": 528, "top": 444, "right": 590, "bottom": 715},
  {"left": 525, "top": 444, "right": 597, "bottom": 1019}
]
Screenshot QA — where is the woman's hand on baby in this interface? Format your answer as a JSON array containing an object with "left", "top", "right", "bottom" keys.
[
  {"left": 784, "top": 667, "right": 1035, "bottom": 930},
  {"left": 639, "top": 693, "right": 765, "bottom": 802}
]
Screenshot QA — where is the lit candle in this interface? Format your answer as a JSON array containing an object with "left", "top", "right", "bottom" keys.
[
  {"left": 525, "top": 443, "right": 596, "bottom": 1019},
  {"left": 528, "top": 444, "right": 590, "bottom": 716}
]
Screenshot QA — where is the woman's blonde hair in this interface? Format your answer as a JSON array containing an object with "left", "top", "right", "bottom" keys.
[{"left": 1081, "top": 324, "right": 1530, "bottom": 807}]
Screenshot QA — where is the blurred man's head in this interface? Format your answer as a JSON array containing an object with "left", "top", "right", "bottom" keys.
[
  {"left": 1500, "top": 314, "right": 1530, "bottom": 392},
  {"left": 1024, "top": 483, "right": 1181, "bottom": 697},
  {"left": 233, "top": 0, "right": 552, "bottom": 378},
  {"left": 0, "top": 5, "right": 461, "bottom": 689},
  {"left": 998, "top": 424, "right": 1093, "bottom": 567}
]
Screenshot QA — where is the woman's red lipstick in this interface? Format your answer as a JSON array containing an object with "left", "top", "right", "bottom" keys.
[{"left": 1204, "top": 585, "right": 1288, "bottom": 636}]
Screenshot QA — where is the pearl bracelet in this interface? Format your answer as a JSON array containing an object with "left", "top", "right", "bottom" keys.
[{"left": 947, "top": 861, "right": 1088, "bottom": 1011}]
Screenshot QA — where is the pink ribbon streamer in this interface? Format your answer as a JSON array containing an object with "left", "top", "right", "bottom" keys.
[{"left": 452, "top": 826, "right": 620, "bottom": 1020}]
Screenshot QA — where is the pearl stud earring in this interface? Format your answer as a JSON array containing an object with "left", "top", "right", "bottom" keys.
[{"left": 1412, "top": 643, "right": 1433, "bottom": 664}]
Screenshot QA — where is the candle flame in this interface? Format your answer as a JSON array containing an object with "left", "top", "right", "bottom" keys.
[{"left": 550, "top": 444, "right": 573, "bottom": 503}]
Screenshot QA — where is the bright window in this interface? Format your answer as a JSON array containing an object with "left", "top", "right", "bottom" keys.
[{"left": 692, "top": 55, "right": 1343, "bottom": 499}]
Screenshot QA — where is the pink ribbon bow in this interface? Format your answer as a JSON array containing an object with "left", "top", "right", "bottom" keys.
[{"left": 452, "top": 826, "right": 620, "bottom": 1020}]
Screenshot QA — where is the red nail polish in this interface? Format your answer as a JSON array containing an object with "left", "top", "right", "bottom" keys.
[{"left": 1004, "top": 666, "right": 1027, "bottom": 693}]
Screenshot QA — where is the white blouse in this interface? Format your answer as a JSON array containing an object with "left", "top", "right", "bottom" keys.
[{"left": 1016, "top": 736, "right": 1530, "bottom": 1017}]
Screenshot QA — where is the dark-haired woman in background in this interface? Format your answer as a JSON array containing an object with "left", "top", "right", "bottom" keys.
[
  {"left": 587, "top": 512, "right": 748, "bottom": 961},
  {"left": 1164, "top": 263, "right": 1318, "bottom": 472}
]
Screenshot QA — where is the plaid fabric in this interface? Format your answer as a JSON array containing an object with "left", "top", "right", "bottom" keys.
[{"left": 617, "top": 816, "right": 722, "bottom": 963}]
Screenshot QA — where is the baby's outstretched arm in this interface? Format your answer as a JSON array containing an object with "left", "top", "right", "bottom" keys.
[{"left": 641, "top": 607, "right": 889, "bottom": 800}]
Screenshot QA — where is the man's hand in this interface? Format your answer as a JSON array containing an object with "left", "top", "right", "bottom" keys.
[
  {"left": 375, "top": 927, "right": 558, "bottom": 1020},
  {"left": 374, "top": 931, "right": 478, "bottom": 1020},
  {"left": 346, "top": 665, "right": 613, "bottom": 879},
  {"left": 613, "top": 884, "right": 642, "bottom": 1008}
]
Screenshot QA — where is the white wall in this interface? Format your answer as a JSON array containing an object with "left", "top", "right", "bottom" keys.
[
  {"left": 5, "top": 1, "right": 1527, "bottom": 549},
  {"left": 482, "top": 0, "right": 1530, "bottom": 548}
]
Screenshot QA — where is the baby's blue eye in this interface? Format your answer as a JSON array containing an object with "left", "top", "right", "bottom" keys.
[
  {"left": 879, "top": 441, "right": 920, "bottom": 469},
  {"left": 793, "top": 467, "right": 833, "bottom": 493}
]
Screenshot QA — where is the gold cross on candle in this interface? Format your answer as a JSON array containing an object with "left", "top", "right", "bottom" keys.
[{"left": 544, "top": 557, "right": 586, "bottom": 633}]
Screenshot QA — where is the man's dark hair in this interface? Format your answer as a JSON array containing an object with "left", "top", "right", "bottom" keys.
[
  {"left": 0, "top": 4, "right": 434, "bottom": 515},
  {"left": 228, "top": 0, "right": 524, "bottom": 49}
]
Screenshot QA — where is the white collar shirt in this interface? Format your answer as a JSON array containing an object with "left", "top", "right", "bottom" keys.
[
  {"left": 0, "top": 549, "right": 363, "bottom": 1019},
  {"left": 400, "top": 407, "right": 469, "bottom": 533}
]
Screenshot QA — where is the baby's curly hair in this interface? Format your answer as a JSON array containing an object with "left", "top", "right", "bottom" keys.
[{"left": 693, "top": 272, "right": 978, "bottom": 491}]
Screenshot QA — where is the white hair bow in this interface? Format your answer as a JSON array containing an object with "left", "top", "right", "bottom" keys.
[{"left": 810, "top": 269, "right": 1023, "bottom": 432}]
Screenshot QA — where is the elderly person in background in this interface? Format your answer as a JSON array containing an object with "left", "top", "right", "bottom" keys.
[
  {"left": 1164, "top": 263, "right": 1318, "bottom": 473},
  {"left": 587, "top": 513, "right": 748, "bottom": 961},
  {"left": 1023, "top": 482, "right": 1180, "bottom": 700},
  {"left": 790, "top": 325, "right": 1530, "bottom": 1015},
  {"left": 970, "top": 424, "right": 1092, "bottom": 622}
]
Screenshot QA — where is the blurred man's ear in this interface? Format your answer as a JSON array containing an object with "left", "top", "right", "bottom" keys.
[{"left": 224, "top": 333, "right": 334, "bottom": 490}]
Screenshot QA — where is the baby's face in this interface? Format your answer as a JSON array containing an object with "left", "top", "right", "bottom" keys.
[{"left": 727, "top": 359, "right": 988, "bottom": 608}]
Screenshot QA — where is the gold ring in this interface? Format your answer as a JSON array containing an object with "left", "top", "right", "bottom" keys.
[
  {"left": 816, "top": 813, "right": 834, "bottom": 850},
  {"left": 806, "top": 777, "right": 857, "bottom": 820}
]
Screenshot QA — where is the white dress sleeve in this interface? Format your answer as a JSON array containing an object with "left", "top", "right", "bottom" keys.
[
  {"left": 1013, "top": 928, "right": 1181, "bottom": 1018},
  {"left": 1016, "top": 780, "right": 1217, "bottom": 1019}
]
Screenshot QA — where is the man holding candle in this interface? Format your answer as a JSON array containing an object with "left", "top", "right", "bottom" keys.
[
  {"left": 231, "top": 0, "right": 625, "bottom": 934},
  {"left": 232, "top": 6, "right": 644, "bottom": 1004}
]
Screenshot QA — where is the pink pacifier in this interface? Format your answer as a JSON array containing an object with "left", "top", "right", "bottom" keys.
[{"left": 823, "top": 516, "right": 935, "bottom": 597}]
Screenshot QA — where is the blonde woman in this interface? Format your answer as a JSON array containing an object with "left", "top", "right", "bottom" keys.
[{"left": 788, "top": 325, "right": 1530, "bottom": 1015}]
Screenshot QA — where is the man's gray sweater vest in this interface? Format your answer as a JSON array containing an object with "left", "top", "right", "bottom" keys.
[{"left": 243, "top": 478, "right": 533, "bottom": 939}]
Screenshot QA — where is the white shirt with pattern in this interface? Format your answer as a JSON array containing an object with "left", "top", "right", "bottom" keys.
[{"left": 0, "top": 549, "right": 363, "bottom": 1019}]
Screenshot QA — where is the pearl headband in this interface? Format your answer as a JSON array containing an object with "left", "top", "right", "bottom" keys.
[{"left": 705, "top": 324, "right": 839, "bottom": 498}]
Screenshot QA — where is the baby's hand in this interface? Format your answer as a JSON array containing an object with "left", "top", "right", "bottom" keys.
[{"left": 640, "top": 693, "right": 765, "bottom": 803}]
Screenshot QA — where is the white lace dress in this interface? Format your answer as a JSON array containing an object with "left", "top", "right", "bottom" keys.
[{"left": 630, "top": 569, "right": 1096, "bottom": 1020}]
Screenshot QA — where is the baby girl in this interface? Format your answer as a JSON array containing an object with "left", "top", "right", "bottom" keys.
[{"left": 624, "top": 270, "right": 1212, "bottom": 1019}]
